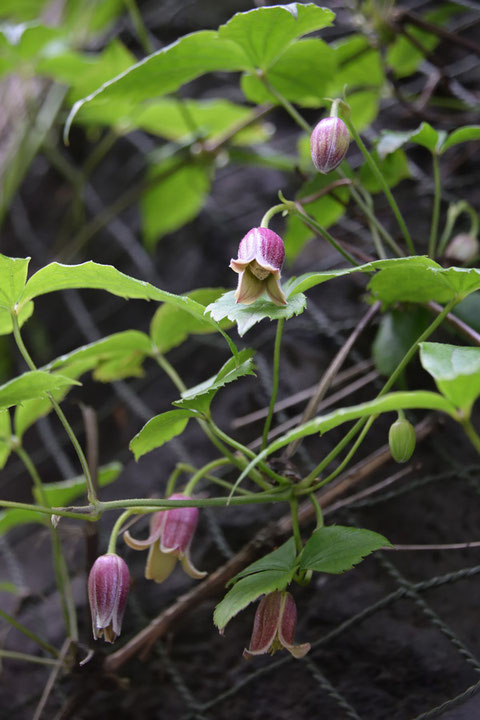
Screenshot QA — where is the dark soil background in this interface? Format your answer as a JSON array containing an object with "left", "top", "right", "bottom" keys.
[{"left": 1, "top": 1, "right": 480, "bottom": 718}]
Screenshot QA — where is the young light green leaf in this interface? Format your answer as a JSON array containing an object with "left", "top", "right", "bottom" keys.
[
  {"left": 0, "top": 301, "right": 34, "bottom": 336},
  {"left": 241, "top": 38, "right": 335, "bottom": 107},
  {"left": 229, "top": 538, "right": 297, "bottom": 584},
  {"left": 369, "top": 264, "right": 480, "bottom": 305},
  {"left": 441, "top": 126, "right": 480, "bottom": 154},
  {"left": 359, "top": 149, "right": 410, "bottom": 193},
  {"left": 141, "top": 159, "right": 211, "bottom": 249},
  {"left": 64, "top": 31, "right": 250, "bottom": 138},
  {"left": 206, "top": 290, "right": 306, "bottom": 336},
  {"left": 32, "top": 462, "right": 122, "bottom": 507},
  {"left": 130, "top": 409, "right": 197, "bottom": 461},
  {"left": 419, "top": 342, "right": 480, "bottom": 415},
  {"left": 218, "top": 3, "right": 334, "bottom": 71},
  {"left": 300, "top": 526, "right": 391, "bottom": 573},
  {"left": 174, "top": 349, "right": 255, "bottom": 412},
  {"left": 150, "top": 288, "right": 232, "bottom": 354},
  {"left": 377, "top": 122, "right": 446, "bottom": 158},
  {"left": 0, "top": 253, "right": 30, "bottom": 309},
  {"left": 0, "top": 371, "right": 79, "bottom": 410},
  {"left": 213, "top": 568, "right": 296, "bottom": 632},
  {"left": 0, "top": 581, "right": 20, "bottom": 594},
  {"left": 0, "top": 508, "right": 47, "bottom": 538}
]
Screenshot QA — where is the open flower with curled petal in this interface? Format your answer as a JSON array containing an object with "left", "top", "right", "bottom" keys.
[
  {"left": 88, "top": 553, "right": 130, "bottom": 643},
  {"left": 123, "top": 494, "right": 206, "bottom": 583},
  {"left": 230, "top": 227, "right": 287, "bottom": 306},
  {"left": 243, "top": 590, "right": 310, "bottom": 660}
]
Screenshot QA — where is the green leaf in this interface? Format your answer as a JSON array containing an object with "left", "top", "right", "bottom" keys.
[
  {"left": 300, "top": 526, "right": 391, "bottom": 573},
  {"left": 117, "top": 98, "right": 269, "bottom": 144},
  {"left": 0, "top": 508, "right": 47, "bottom": 538},
  {"left": 0, "top": 371, "right": 79, "bottom": 410},
  {"left": 206, "top": 289, "right": 307, "bottom": 337},
  {"left": 32, "top": 462, "right": 122, "bottom": 507},
  {"left": 345, "top": 89, "right": 380, "bottom": 131},
  {"left": 213, "top": 569, "right": 296, "bottom": 632},
  {"left": 150, "top": 288, "right": 232, "bottom": 354},
  {"left": 359, "top": 149, "right": 410, "bottom": 193},
  {"left": 0, "top": 581, "right": 21, "bottom": 594},
  {"left": 64, "top": 31, "right": 250, "bottom": 137},
  {"left": 377, "top": 122, "right": 446, "bottom": 157},
  {"left": 0, "top": 301, "right": 34, "bottom": 336},
  {"left": 241, "top": 38, "right": 335, "bottom": 107},
  {"left": 141, "top": 159, "right": 211, "bottom": 249},
  {"left": 0, "top": 254, "right": 30, "bottom": 321},
  {"left": 218, "top": 3, "right": 334, "bottom": 71},
  {"left": 0, "top": 409, "right": 11, "bottom": 470},
  {"left": 0, "top": 1, "right": 49, "bottom": 22},
  {"left": 130, "top": 409, "right": 197, "bottom": 461},
  {"left": 419, "top": 342, "right": 480, "bottom": 414},
  {"left": 441, "top": 126, "right": 480, "bottom": 153},
  {"left": 453, "top": 293, "right": 480, "bottom": 334},
  {"left": 230, "top": 538, "right": 297, "bottom": 583},
  {"left": 174, "top": 349, "right": 255, "bottom": 412},
  {"left": 369, "top": 264, "right": 480, "bottom": 305},
  {"left": 372, "top": 308, "right": 431, "bottom": 377}
]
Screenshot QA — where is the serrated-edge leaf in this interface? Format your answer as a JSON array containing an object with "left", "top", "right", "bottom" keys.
[
  {"left": 206, "top": 289, "right": 306, "bottom": 336},
  {"left": 300, "top": 525, "right": 391, "bottom": 573},
  {"left": 213, "top": 568, "right": 296, "bottom": 631},
  {"left": 130, "top": 409, "right": 197, "bottom": 460},
  {"left": 229, "top": 538, "right": 297, "bottom": 583},
  {"left": 0, "top": 371, "right": 80, "bottom": 410}
]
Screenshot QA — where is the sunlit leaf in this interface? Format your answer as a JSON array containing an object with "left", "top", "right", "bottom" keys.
[
  {"left": 441, "top": 126, "right": 480, "bottom": 153},
  {"left": 206, "top": 289, "right": 306, "bottom": 336},
  {"left": 420, "top": 342, "right": 480, "bottom": 414},
  {"left": 0, "top": 371, "right": 79, "bottom": 410},
  {"left": 130, "top": 409, "right": 197, "bottom": 461}
]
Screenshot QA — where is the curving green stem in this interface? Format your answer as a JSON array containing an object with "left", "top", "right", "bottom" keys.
[
  {"left": 262, "top": 319, "right": 284, "bottom": 450},
  {"left": 11, "top": 312, "right": 98, "bottom": 506},
  {"left": 293, "top": 205, "right": 359, "bottom": 266},
  {"left": 460, "top": 418, "right": 480, "bottom": 455},
  {"left": 15, "top": 446, "right": 78, "bottom": 641},
  {"left": 108, "top": 510, "right": 133, "bottom": 553},
  {"left": 0, "top": 609, "right": 59, "bottom": 657},
  {"left": 309, "top": 492, "right": 324, "bottom": 530},
  {"left": 260, "top": 203, "right": 287, "bottom": 228},
  {"left": 344, "top": 118, "right": 415, "bottom": 255},
  {"left": 289, "top": 493, "right": 303, "bottom": 554},
  {"left": 184, "top": 457, "right": 232, "bottom": 495},
  {"left": 428, "top": 152, "right": 442, "bottom": 258}
]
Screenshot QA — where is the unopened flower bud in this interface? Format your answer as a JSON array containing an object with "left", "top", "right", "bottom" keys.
[
  {"left": 310, "top": 117, "right": 350, "bottom": 174},
  {"left": 124, "top": 494, "right": 206, "bottom": 583},
  {"left": 88, "top": 553, "right": 130, "bottom": 643},
  {"left": 244, "top": 591, "right": 310, "bottom": 660},
  {"left": 230, "top": 227, "right": 287, "bottom": 306},
  {"left": 445, "top": 233, "right": 479, "bottom": 264},
  {"left": 389, "top": 417, "right": 416, "bottom": 463}
]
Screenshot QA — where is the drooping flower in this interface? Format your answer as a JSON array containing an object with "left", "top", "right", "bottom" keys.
[
  {"left": 124, "top": 494, "right": 206, "bottom": 583},
  {"left": 445, "top": 233, "right": 479, "bottom": 264},
  {"left": 243, "top": 590, "right": 310, "bottom": 660},
  {"left": 88, "top": 553, "right": 130, "bottom": 643},
  {"left": 310, "top": 117, "right": 350, "bottom": 174},
  {"left": 230, "top": 227, "right": 287, "bottom": 306}
]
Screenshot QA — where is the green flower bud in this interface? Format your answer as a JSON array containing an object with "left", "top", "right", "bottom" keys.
[{"left": 388, "top": 417, "right": 416, "bottom": 463}]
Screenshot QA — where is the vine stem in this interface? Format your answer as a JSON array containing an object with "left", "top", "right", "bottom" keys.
[
  {"left": 262, "top": 319, "right": 284, "bottom": 450},
  {"left": 184, "top": 458, "right": 231, "bottom": 495},
  {"left": 293, "top": 204, "right": 359, "bottom": 266},
  {"left": 460, "top": 418, "right": 480, "bottom": 455},
  {"left": 344, "top": 118, "right": 415, "bottom": 255},
  {"left": 261, "top": 76, "right": 312, "bottom": 134},
  {"left": 0, "top": 649, "right": 62, "bottom": 667},
  {"left": 0, "top": 609, "right": 59, "bottom": 657},
  {"left": 428, "top": 152, "right": 441, "bottom": 258},
  {"left": 15, "top": 446, "right": 78, "bottom": 641},
  {"left": 108, "top": 510, "right": 133, "bottom": 553},
  {"left": 299, "top": 298, "right": 457, "bottom": 488},
  {"left": 289, "top": 494, "right": 303, "bottom": 554},
  {"left": 260, "top": 203, "right": 286, "bottom": 228},
  {"left": 11, "top": 312, "right": 98, "bottom": 506}
]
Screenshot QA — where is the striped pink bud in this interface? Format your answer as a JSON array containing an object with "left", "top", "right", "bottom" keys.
[
  {"left": 310, "top": 117, "right": 350, "bottom": 174},
  {"left": 88, "top": 553, "right": 130, "bottom": 643}
]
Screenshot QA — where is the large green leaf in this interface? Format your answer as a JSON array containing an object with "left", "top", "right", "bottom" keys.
[
  {"left": 141, "top": 159, "right": 211, "bottom": 249},
  {"left": 0, "top": 371, "right": 79, "bottom": 410},
  {"left": 218, "top": 3, "right": 334, "bottom": 71},
  {"left": 130, "top": 409, "right": 197, "bottom": 461},
  {"left": 419, "top": 342, "right": 480, "bottom": 414},
  {"left": 369, "top": 265, "right": 480, "bottom": 305},
  {"left": 241, "top": 38, "right": 335, "bottom": 107},
  {"left": 206, "top": 289, "right": 306, "bottom": 337},
  {"left": 230, "top": 538, "right": 297, "bottom": 584},
  {"left": 377, "top": 122, "right": 446, "bottom": 157},
  {"left": 64, "top": 31, "right": 250, "bottom": 138},
  {"left": 150, "top": 288, "right": 231, "bottom": 354},
  {"left": 32, "top": 462, "right": 122, "bottom": 507},
  {"left": 300, "top": 526, "right": 391, "bottom": 573},
  {"left": 174, "top": 349, "right": 255, "bottom": 413},
  {"left": 213, "top": 568, "right": 296, "bottom": 632},
  {"left": 0, "top": 255, "right": 30, "bottom": 332},
  {"left": 0, "top": 508, "right": 47, "bottom": 538}
]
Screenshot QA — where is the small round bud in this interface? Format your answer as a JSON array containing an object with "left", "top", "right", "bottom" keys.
[
  {"left": 445, "top": 233, "right": 479, "bottom": 264},
  {"left": 388, "top": 417, "right": 416, "bottom": 463},
  {"left": 310, "top": 117, "right": 350, "bottom": 174}
]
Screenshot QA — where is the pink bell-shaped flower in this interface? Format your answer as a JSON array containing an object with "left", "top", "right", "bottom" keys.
[
  {"left": 88, "top": 553, "right": 130, "bottom": 643},
  {"left": 123, "top": 494, "right": 206, "bottom": 583},
  {"left": 230, "top": 227, "right": 287, "bottom": 306},
  {"left": 310, "top": 117, "right": 350, "bottom": 174},
  {"left": 243, "top": 590, "right": 310, "bottom": 660}
]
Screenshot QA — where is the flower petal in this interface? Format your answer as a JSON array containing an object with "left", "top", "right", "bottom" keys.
[
  {"left": 235, "top": 268, "right": 264, "bottom": 305},
  {"left": 243, "top": 592, "right": 282, "bottom": 659},
  {"left": 123, "top": 512, "right": 166, "bottom": 550},
  {"left": 180, "top": 547, "right": 207, "bottom": 579},
  {"left": 265, "top": 273, "right": 287, "bottom": 306},
  {"left": 145, "top": 543, "right": 177, "bottom": 583},
  {"left": 278, "top": 592, "right": 310, "bottom": 659}
]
